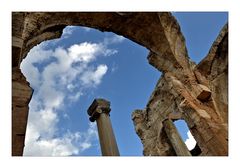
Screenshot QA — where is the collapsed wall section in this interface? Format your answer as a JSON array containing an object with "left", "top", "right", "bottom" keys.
[{"left": 132, "top": 23, "right": 228, "bottom": 156}]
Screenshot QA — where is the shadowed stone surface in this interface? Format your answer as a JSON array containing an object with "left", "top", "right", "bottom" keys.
[
  {"left": 12, "top": 12, "right": 228, "bottom": 156},
  {"left": 12, "top": 67, "right": 32, "bottom": 156}
]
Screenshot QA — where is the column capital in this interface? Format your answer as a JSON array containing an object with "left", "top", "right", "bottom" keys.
[{"left": 87, "top": 98, "right": 111, "bottom": 122}]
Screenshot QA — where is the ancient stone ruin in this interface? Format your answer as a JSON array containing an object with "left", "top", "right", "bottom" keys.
[{"left": 12, "top": 12, "right": 228, "bottom": 156}]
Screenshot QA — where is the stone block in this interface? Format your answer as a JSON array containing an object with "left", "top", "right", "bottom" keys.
[{"left": 196, "top": 84, "right": 211, "bottom": 101}]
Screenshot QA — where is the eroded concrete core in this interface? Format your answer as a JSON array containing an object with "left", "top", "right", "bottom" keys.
[{"left": 12, "top": 12, "right": 228, "bottom": 156}]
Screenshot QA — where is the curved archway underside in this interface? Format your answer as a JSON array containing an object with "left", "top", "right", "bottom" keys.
[{"left": 12, "top": 12, "right": 228, "bottom": 156}]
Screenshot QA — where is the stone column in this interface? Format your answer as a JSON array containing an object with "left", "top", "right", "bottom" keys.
[
  {"left": 87, "top": 99, "right": 120, "bottom": 156},
  {"left": 163, "top": 119, "right": 191, "bottom": 156}
]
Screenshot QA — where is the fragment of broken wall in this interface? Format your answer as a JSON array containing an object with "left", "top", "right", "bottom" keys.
[{"left": 132, "top": 22, "right": 228, "bottom": 156}]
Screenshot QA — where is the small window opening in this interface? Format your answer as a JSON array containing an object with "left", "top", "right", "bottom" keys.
[{"left": 174, "top": 119, "right": 201, "bottom": 156}]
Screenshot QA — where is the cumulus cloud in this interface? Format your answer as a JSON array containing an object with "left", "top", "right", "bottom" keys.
[
  {"left": 80, "top": 64, "right": 108, "bottom": 87},
  {"left": 185, "top": 131, "right": 196, "bottom": 150},
  {"left": 62, "top": 26, "right": 77, "bottom": 39},
  {"left": 21, "top": 27, "right": 122, "bottom": 156},
  {"left": 68, "top": 42, "right": 103, "bottom": 63},
  {"left": 20, "top": 45, "right": 53, "bottom": 88},
  {"left": 24, "top": 122, "right": 98, "bottom": 156}
]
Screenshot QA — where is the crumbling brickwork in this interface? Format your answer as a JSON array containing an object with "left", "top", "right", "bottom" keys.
[{"left": 12, "top": 12, "right": 228, "bottom": 156}]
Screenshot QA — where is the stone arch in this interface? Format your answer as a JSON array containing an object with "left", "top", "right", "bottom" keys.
[
  {"left": 12, "top": 12, "right": 228, "bottom": 156},
  {"left": 15, "top": 12, "right": 191, "bottom": 73}
]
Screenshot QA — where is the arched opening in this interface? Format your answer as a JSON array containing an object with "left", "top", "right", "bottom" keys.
[
  {"left": 20, "top": 26, "right": 160, "bottom": 156},
  {"left": 174, "top": 119, "right": 201, "bottom": 156}
]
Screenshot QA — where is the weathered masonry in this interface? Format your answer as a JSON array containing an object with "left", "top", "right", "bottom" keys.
[{"left": 12, "top": 12, "right": 228, "bottom": 156}]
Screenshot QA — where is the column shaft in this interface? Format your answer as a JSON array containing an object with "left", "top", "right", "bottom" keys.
[
  {"left": 96, "top": 113, "right": 120, "bottom": 156},
  {"left": 163, "top": 119, "right": 191, "bottom": 156},
  {"left": 87, "top": 98, "right": 120, "bottom": 156}
]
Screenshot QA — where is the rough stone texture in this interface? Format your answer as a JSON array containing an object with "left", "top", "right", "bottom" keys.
[
  {"left": 12, "top": 12, "right": 228, "bottom": 156},
  {"left": 163, "top": 119, "right": 191, "bottom": 156},
  {"left": 133, "top": 22, "right": 228, "bottom": 156},
  {"left": 196, "top": 24, "right": 228, "bottom": 124},
  {"left": 12, "top": 67, "right": 32, "bottom": 156}
]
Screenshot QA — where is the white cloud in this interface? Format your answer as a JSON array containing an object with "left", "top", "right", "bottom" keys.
[
  {"left": 103, "top": 34, "right": 126, "bottom": 45},
  {"left": 87, "top": 122, "right": 98, "bottom": 138},
  {"left": 68, "top": 42, "right": 102, "bottom": 63},
  {"left": 24, "top": 122, "right": 98, "bottom": 156},
  {"left": 185, "top": 131, "right": 196, "bottom": 150},
  {"left": 102, "top": 48, "right": 118, "bottom": 56},
  {"left": 20, "top": 44, "right": 54, "bottom": 88},
  {"left": 80, "top": 64, "right": 108, "bottom": 86},
  {"left": 62, "top": 26, "right": 76, "bottom": 39},
  {"left": 68, "top": 91, "right": 83, "bottom": 102},
  {"left": 38, "top": 84, "right": 64, "bottom": 110},
  {"left": 24, "top": 129, "right": 81, "bottom": 156},
  {"left": 21, "top": 32, "right": 119, "bottom": 156}
]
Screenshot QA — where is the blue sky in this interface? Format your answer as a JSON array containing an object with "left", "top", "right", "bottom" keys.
[{"left": 20, "top": 12, "right": 228, "bottom": 156}]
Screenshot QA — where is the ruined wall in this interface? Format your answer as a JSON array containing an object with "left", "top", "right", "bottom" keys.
[
  {"left": 12, "top": 12, "right": 228, "bottom": 156},
  {"left": 132, "top": 23, "right": 228, "bottom": 156}
]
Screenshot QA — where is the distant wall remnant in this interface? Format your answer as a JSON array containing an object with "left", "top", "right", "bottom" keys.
[{"left": 12, "top": 12, "right": 228, "bottom": 156}]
